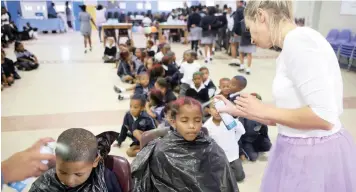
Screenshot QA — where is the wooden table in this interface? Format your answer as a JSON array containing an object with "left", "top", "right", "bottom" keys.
[
  {"left": 101, "top": 23, "right": 133, "bottom": 45},
  {"left": 158, "top": 23, "right": 188, "bottom": 44}
]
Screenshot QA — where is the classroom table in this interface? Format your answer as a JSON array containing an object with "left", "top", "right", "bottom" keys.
[
  {"left": 101, "top": 23, "right": 133, "bottom": 45},
  {"left": 158, "top": 23, "right": 188, "bottom": 44}
]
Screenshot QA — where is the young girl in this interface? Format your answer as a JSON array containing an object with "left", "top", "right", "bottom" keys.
[
  {"left": 133, "top": 48, "right": 145, "bottom": 70},
  {"left": 78, "top": 5, "right": 96, "bottom": 53},
  {"left": 179, "top": 50, "right": 201, "bottom": 96},
  {"left": 116, "top": 49, "right": 136, "bottom": 83},
  {"left": 146, "top": 88, "right": 165, "bottom": 123},
  {"left": 14, "top": 41, "right": 39, "bottom": 71},
  {"left": 131, "top": 97, "right": 239, "bottom": 192},
  {"left": 237, "top": 20, "right": 256, "bottom": 75}
]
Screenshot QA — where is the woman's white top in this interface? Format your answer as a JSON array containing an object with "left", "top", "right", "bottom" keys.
[
  {"left": 96, "top": 8, "right": 107, "bottom": 26},
  {"left": 204, "top": 118, "right": 245, "bottom": 162},
  {"left": 272, "top": 27, "right": 343, "bottom": 138},
  {"left": 179, "top": 61, "right": 201, "bottom": 85}
]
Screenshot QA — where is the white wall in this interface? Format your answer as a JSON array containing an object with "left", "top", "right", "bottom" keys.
[{"left": 317, "top": 1, "right": 356, "bottom": 36}]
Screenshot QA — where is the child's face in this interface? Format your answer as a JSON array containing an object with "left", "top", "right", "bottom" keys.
[
  {"left": 183, "top": 53, "right": 190, "bottom": 61},
  {"left": 193, "top": 74, "right": 203, "bottom": 88},
  {"left": 200, "top": 69, "right": 209, "bottom": 82},
  {"left": 210, "top": 105, "right": 222, "bottom": 121},
  {"left": 230, "top": 78, "right": 242, "bottom": 93},
  {"left": 17, "top": 44, "right": 24, "bottom": 51},
  {"left": 154, "top": 82, "right": 166, "bottom": 95},
  {"left": 173, "top": 104, "right": 202, "bottom": 141},
  {"left": 108, "top": 39, "right": 114, "bottom": 46},
  {"left": 130, "top": 99, "right": 144, "bottom": 117},
  {"left": 135, "top": 49, "right": 142, "bottom": 58},
  {"left": 139, "top": 74, "right": 150, "bottom": 87},
  {"left": 219, "top": 80, "right": 231, "bottom": 97},
  {"left": 56, "top": 157, "right": 99, "bottom": 188}
]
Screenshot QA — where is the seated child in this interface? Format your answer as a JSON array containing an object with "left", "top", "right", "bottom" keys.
[
  {"left": 204, "top": 101, "right": 246, "bottom": 182},
  {"left": 103, "top": 37, "right": 117, "bottom": 63},
  {"left": 145, "top": 88, "right": 165, "bottom": 123},
  {"left": 30, "top": 128, "right": 122, "bottom": 192},
  {"left": 179, "top": 50, "right": 201, "bottom": 96},
  {"left": 131, "top": 97, "right": 239, "bottom": 192},
  {"left": 1, "top": 49, "right": 20, "bottom": 79},
  {"left": 154, "top": 77, "right": 177, "bottom": 104},
  {"left": 137, "top": 57, "right": 154, "bottom": 74},
  {"left": 133, "top": 48, "right": 145, "bottom": 70},
  {"left": 154, "top": 43, "right": 170, "bottom": 62},
  {"left": 239, "top": 93, "right": 272, "bottom": 161},
  {"left": 116, "top": 94, "right": 156, "bottom": 157},
  {"left": 185, "top": 72, "right": 209, "bottom": 104},
  {"left": 157, "top": 102, "right": 174, "bottom": 129},
  {"left": 228, "top": 75, "right": 247, "bottom": 102},
  {"left": 161, "top": 53, "right": 180, "bottom": 89},
  {"left": 218, "top": 77, "right": 231, "bottom": 98},
  {"left": 200, "top": 66, "right": 216, "bottom": 98},
  {"left": 2, "top": 59, "right": 15, "bottom": 88},
  {"left": 14, "top": 41, "right": 39, "bottom": 71},
  {"left": 117, "top": 49, "right": 136, "bottom": 84},
  {"left": 146, "top": 40, "right": 156, "bottom": 53},
  {"left": 115, "top": 72, "right": 153, "bottom": 101}
]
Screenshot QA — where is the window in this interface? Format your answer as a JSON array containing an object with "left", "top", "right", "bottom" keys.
[
  {"left": 136, "top": 2, "right": 143, "bottom": 10},
  {"left": 20, "top": 1, "right": 47, "bottom": 19},
  {"left": 158, "top": 0, "right": 191, "bottom": 11}
]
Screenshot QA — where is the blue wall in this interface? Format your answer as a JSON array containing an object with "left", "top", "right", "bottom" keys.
[
  {"left": 72, "top": 1, "right": 84, "bottom": 31},
  {"left": 1, "top": 0, "right": 5, "bottom": 8},
  {"left": 5, "top": 1, "right": 21, "bottom": 23}
]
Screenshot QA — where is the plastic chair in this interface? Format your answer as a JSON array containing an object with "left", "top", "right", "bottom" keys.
[
  {"left": 340, "top": 35, "right": 356, "bottom": 70},
  {"left": 330, "top": 29, "right": 351, "bottom": 46},
  {"left": 104, "top": 155, "right": 132, "bottom": 192},
  {"left": 326, "top": 29, "right": 339, "bottom": 42}
]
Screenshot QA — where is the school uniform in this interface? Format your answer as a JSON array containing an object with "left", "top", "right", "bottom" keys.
[
  {"left": 136, "top": 65, "right": 147, "bottom": 75},
  {"left": 231, "top": 6, "right": 244, "bottom": 43},
  {"left": 134, "top": 82, "right": 154, "bottom": 100},
  {"left": 179, "top": 61, "right": 201, "bottom": 96},
  {"left": 103, "top": 45, "right": 117, "bottom": 63},
  {"left": 132, "top": 55, "right": 144, "bottom": 73},
  {"left": 204, "top": 78, "right": 217, "bottom": 98},
  {"left": 151, "top": 105, "right": 165, "bottom": 123},
  {"left": 15, "top": 50, "right": 39, "bottom": 71},
  {"left": 187, "top": 12, "right": 202, "bottom": 52},
  {"left": 163, "top": 89, "right": 177, "bottom": 104},
  {"left": 204, "top": 117, "right": 246, "bottom": 182},
  {"left": 200, "top": 15, "right": 221, "bottom": 45},
  {"left": 117, "top": 60, "right": 135, "bottom": 83},
  {"left": 185, "top": 83, "right": 209, "bottom": 104},
  {"left": 228, "top": 92, "right": 240, "bottom": 102},
  {"left": 2, "top": 58, "right": 18, "bottom": 78},
  {"left": 163, "top": 63, "right": 180, "bottom": 89},
  {"left": 239, "top": 20, "right": 256, "bottom": 54},
  {"left": 117, "top": 111, "right": 156, "bottom": 147}
]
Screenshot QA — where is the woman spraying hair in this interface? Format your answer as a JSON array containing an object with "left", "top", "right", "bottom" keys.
[
  {"left": 215, "top": 0, "right": 356, "bottom": 191},
  {"left": 79, "top": 5, "right": 97, "bottom": 53}
]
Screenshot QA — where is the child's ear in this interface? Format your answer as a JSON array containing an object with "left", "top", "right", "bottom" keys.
[{"left": 92, "top": 156, "right": 101, "bottom": 168}]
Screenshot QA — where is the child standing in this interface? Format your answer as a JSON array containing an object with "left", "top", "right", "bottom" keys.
[
  {"left": 116, "top": 94, "right": 156, "bottom": 157},
  {"left": 200, "top": 66, "right": 216, "bottom": 99},
  {"left": 238, "top": 20, "right": 256, "bottom": 75},
  {"left": 218, "top": 77, "right": 231, "bottom": 98},
  {"left": 204, "top": 102, "right": 246, "bottom": 182},
  {"left": 179, "top": 51, "right": 201, "bottom": 96},
  {"left": 131, "top": 97, "right": 239, "bottom": 192},
  {"left": 185, "top": 72, "right": 210, "bottom": 104}
]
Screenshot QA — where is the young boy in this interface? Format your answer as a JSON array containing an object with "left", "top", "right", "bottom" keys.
[
  {"left": 116, "top": 94, "right": 156, "bottom": 157},
  {"left": 204, "top": 101, "right": 246, "bottom": 182},
  {"left": 239, "top": 93, "right": 272, "bottom": 161},
  {"left": 162, "top": 53, "right": 180, "bottom": 89},
  {"left": 115, "top": 72, "right": 153, "bottom": 100},
  {"left": 154, "top": 77, "right": 177, "bottom": 104},
  {"left": 228, "top": 75, "right": 247, "bottom": 102},
  {"left": 185, "top": 72, "right": 209, "bottom": 104},
  {"left": 103, "top": 37, "right": 117, "bottom": 63},
  {"left": 179, "top": 50, "right": 201, "bottom": 96},
  {"left": 218, "top": 77, "right": 231, "bottom": 98},
  {"left": 200, "top": 66, "right": 216, "bottom": 98},
  {"left": 30, "top": 128, "right": 122, "bottom": 192}
]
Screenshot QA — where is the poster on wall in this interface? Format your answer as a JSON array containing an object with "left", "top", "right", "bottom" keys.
[{"left": 340, "top": 0, "right": 356, "bottom": 15}]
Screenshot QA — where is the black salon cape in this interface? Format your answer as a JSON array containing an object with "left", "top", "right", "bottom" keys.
[
  {"left": 131, "top": 131, "right": 239, "bottom": 192},
  {"left": 29, "top": 131, "right": 122, "bottom": 192}
]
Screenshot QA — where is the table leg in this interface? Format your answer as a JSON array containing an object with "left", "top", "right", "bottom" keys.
[
  {"left": 184, "top": 28, "right": 188, "bottom": 44},
  {"left": 158, "top": 27, "right": 163, "bottom": 43}
]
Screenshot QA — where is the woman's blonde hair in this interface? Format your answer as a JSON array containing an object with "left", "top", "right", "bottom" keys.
[{"left": 244, "top": 0, "right": 294, "bottom": 46}]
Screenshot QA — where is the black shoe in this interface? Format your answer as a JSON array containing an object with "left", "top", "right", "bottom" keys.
[
  {"left": 204, "top": 59, "right": 208, "bottom": 64},
  {"left": 198, "top": 50, "right": 203, "bottom": 56},
  {"left": 246, "top": 71, "right": 250, "bottom": 75},
  {"left": 210, "top": 57, "right": 213, "bottom": 61},
  {"left": 228, "top": 63, "right": 240, "bottom": 67},
  {"left": 13, "top": 72, "right": 21, "bottom": 80},
  {"left": 118, "top": 95, "right": 124, "bottom": 100},
  {"left": 113, "top": 86, "right": 122, "bottom": 93},
  {"left": 238, "top": 68, "right": 245, "bottom": 72}
]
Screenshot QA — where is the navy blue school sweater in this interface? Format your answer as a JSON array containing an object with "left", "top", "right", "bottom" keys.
[
  {"left": 117, "top": 111, "right": 156, "bottom": 146},
  {"left": 164, "top": 89, "right": 177, "bottom": 104},
  {"left": 185, "top": 85, "right": 210, "bottom": 104},
  {"left": 239, "top": 117, "right": 269, "bottom": 143},
  {"left": 117, "top": 60, "right": 135, "bottom": 78},
  {"left": 164, "top": 63, "right": 180, "bottom": 88},
  {"left": 204, "top": 79, "right": 217, "bottom": 98},
  {"left": 134, "top": 82, "right": 154, "bottom": 99}
]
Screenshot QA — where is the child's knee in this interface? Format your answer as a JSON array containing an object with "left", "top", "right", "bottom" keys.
[
  {"left": 126, "top": 145, "right": 140, "bottom": 157},
  {"left": 7, "top": 76, "right": 14, "bottom": 83}
]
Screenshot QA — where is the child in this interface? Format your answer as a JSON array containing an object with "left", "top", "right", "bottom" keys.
[
  {"left": 103, "top": 37, "right": 117, "bottom": 63},
  {"left": 185, "top": 72, "right": 209, "bottom": 104},
  {"left": 154, "top": 77, "right": 176, "bottom": 104},
  {"left": 14, "top": 41, "right": 39, "bottom": 71},
  {"left": 1, "top": 49, "right": 20, "bottom": 79},
  {"left": 117, "top": 49, "right": 136, "bottom": 84},
  {"left": 115, "top": 72, "right": 153, "bottom": 100},
  {"left": 146, "top": 88, "right": 165, "bottom": 123},
  {"left": 133, "top": 48, "right": 145, "bottom": 70},
  {"left": 30, "top": 128, "right": 122, "bottom": 192},
  {"left": 228, "top": 75, "right": 247, "bottom": 102},
  {"left": 204, "top": 101, "right": 246, "bottom": 182},
  {"left": 154, "top": 43, "right": 170, "bottom": 62},
  {"left": 179, "top": 50, "right": 201, "bottom": 96},
  {"left": 238, "top": 20, "right": 256, "bottom": 75},
  {"left": 146, "top": 40, "right": 156, "bottom": 53},
  {"left": 157, "top": 102, "right": 174, "bottom": 129},
  {"left": 131, "top": 97, "right": 239, "bottom": 192},
  {"left": 149, "top": 64, "right": 165, "bottom": 85},
  {"left": 239, "top": 93, "right": 271, "bottom": 161},
  {"left": 142, "top": 14, "right": 152, "bottom": 40},
  {"left": 200, "top": 66, "right": 216, "bottom": 98},
  {"left": 161, "top": 53, "right": 180, "bottom": 89},
  {"left": 218, "top": 78, "right": 231, "bottom": 98},
  {"left": 2, "top": 57, "right": 15, "bottom": 88},
  {"left": 116, "top": 94, "right": 156, "bottom": 157}
]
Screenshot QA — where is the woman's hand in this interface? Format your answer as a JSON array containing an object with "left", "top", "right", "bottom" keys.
[
  {"left": 214, "top": 95, "right": 246, "bottom": 117},
  {"left": 234, "top": 93, "right": 270, "bottom": 119}
]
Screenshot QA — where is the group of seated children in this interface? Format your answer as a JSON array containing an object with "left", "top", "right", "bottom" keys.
[{"left": 2, "top": 42, "right": 39, "bottom": 90}]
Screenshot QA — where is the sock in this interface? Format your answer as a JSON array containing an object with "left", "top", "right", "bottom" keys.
[
  {"left": 212, "top": 47, "right": 215, "bottom": 52},
  {"left": 240, "top": 64, "right": 245, "bottom": 69},
  {"left": 123, "top": 94, "right": 131, "bottom": 99},
  {"left": 246, "top": 67, "right": 251, "bottom": 72},
  {"left": 119, "top": 87, "right": 126, "bottom": 92}
]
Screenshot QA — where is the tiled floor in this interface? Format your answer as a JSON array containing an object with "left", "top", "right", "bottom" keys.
[{"left": 1, "top": 31, "right": 356, "bottom": 192}]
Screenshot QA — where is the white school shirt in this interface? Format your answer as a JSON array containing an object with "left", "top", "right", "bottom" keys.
[
  {"left": 154, "top": 51, "right": 164, "bottom": 62},
  {"left": 142, "top": 17, "right": 152, "bottom": 27},
  {"left": 204, "top": 117, "right": 245, "bottom": 162},
  {"left": 273, "top": 27, "right": 343, "bottom": 138},
  {"left": 179, "top": 61, "right": 201, "bottom": 85},
  {"left": 96, "top": 8, "right": 107, "bottom": 26}
]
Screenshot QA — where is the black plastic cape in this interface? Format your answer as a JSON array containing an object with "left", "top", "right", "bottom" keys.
[
  {"left": 132, "top": 130, "right": 239, "bottom": 192},
  {"left": 29, "top": 131, "right": 119, "bottom": 192}
]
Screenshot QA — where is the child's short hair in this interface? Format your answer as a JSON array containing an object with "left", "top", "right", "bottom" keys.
[
  {"left": 165, "top": 51, "right": 175, "bottom": 58},
  {"left": 147, "top": 50, "right": 155, "bottom": 57},
  {"left": 147, "top": 40, "right": 154, "bottom": 46},
  {"left": 56, "top": 128, "right": 97, "bottom": 162},
  {"left": 131, "top": 94, "right": 146, "bottom": 107},
  {"left": 190, "top": 51, "right": 198, "bottom": 60},
  {"left": 251, "top": 93, "right": 262, "bottom": 100},
  {"left": 199, "top": 66, "right": 209, "bottom": 72},
  {"left": 129, "top": 47, "right": 136, "bottom": 55},
  {"left": 163, "top": 102, "right": 174, "bottom": 115},
  {"left": 193, "top": 71, "right": 203, "bottom": 78},
  {"left": 232, "top": 75, "right": 247, "bottom": 89},
  {"left": 155, "top": 77, "right": 169, "bottom": 89},
  {"left": 149, "top": 64, "right": 165, "bottom": 80},
  {"left": 171, "top": 97, "right": 202, "bottom": 119},
  {"left": 161, "top": 55, "right": 170, "bottom": 65},
  {"left": 149, "top": 88, "right": 164, "bottom": 106},
  {"left": 219, "top": 77, "right": 230, "bottom": 83}
]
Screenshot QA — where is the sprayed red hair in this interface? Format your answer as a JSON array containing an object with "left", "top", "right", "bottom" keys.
[{"left": 170, "top": 97, "right": 202, "bottom": 119}]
